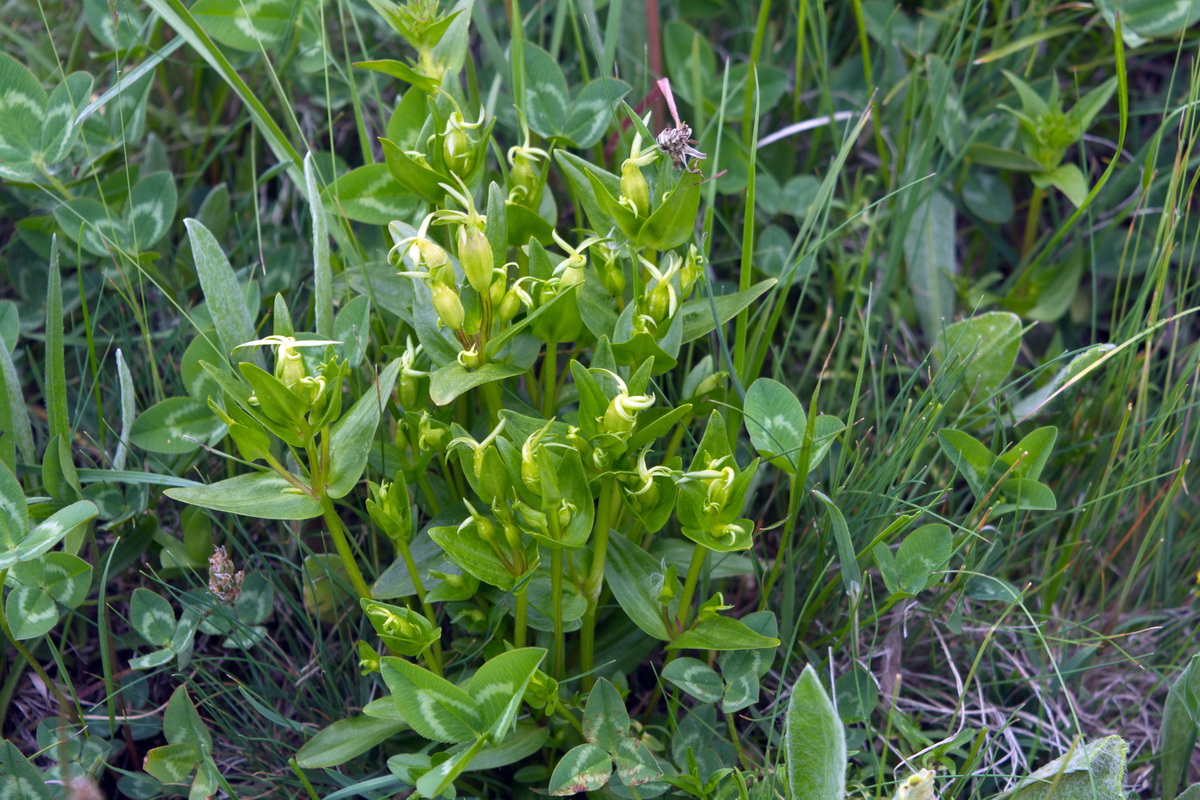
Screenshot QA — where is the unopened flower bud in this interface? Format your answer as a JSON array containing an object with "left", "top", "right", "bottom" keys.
[
  {"left": 620, "top": 162, "right": 650, "bottom": 217},
  {"left": 648, "top": 281, "right": 672, "bottom": 322},
  {"left": 430, "top": 283, "right": 465, "bottom": 331},
  {"left": 459, "top": 225, "right": 493, "bottom": 294}
]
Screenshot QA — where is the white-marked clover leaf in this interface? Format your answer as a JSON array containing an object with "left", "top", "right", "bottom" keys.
[
  {"left": 614, "top": 738, "right": 662, "bottom": 787},
  {"left": 582, "top": 679, "right": 629, "bottom": 753},
  {"left": 380, "top": 656, "right": 483, "bottom": 743},
  {"left": 662, "top": 657, "right": 724, "bottom": 704},
  {"left": 549, "top": 743, "right": 613, "bottom": 796},
  {"left": 130, "top": 397, "right": 228, "bottom": 454},
  {"left": 131, "top": 588, "right": 177, "bottom": 647},
  {"left": 0, "top": 498, "right": 98, "bottom": 571},
  {"left": 190, "top": 0, "right": 299, "bottom": 52}
]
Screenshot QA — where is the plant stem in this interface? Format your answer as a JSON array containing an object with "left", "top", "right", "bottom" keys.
[
  {"left": 677, "top": 543, "right": 708, "bottom": 627},
  {"left": 1022, "top": 186, "right": 1045, "bottom": 256},
  {"left": 319, "top": 495, "right": 372, "bottom": 599},
  {"left": 0, "top": 569, "right": 76, "bottom": 721},
  {"left": 580, "top": 476, "right": 617, "bottom": 690},
  {"left": 542, "top": 339, "right": 558, "bottom": 418},
  {"left": 761, "top": 471, "right": 804, "bottom": 604},
  {"left": 551, "top": 547, "right": 565, "bottom": 678},
  {"left": 514, "top": 582, "right": 529, "bottom": 649},
  {"left": 395, "top": 535, "right": 442, "bottom": 671}
]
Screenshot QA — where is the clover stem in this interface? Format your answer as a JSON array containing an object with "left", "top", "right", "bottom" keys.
[
  {"left": 580, "top": 476, "right": 618, "bottom": 690},
  {"left": 319, "top": 495, "right": 372, "bottom": 600},
  {"left": 0, "top": 569, "right": 76, "bottom": 720},
  {"left": 677, "top": 543, "right": 709, "bottom": 627},
  {"left": 550, "top": 547, "right": 564, "bottom": 678}
]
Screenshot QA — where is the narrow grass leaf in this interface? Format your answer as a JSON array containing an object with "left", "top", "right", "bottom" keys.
[{"left": 45, "top": 237, "right": 68, "bottom": 441}]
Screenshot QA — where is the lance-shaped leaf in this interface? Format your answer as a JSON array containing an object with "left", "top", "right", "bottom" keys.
[
  {"left": 165, "top": 472, "right": 322, "bottom": 520},
  {"left": 327, "top": 358, "right": 403, "bottom": 498},
  {"left": 785, "top": 665, "right": 846, "bottom": 800}
]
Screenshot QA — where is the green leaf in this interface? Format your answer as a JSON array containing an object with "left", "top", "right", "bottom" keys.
[
  {"left": 785, "top": 665, "right": 846, "bottom": 800},
  {"left": 305, "top": 152, "right": 333, "bottom": 339},
  {"left": 893, "top": 524, "right": 952, "bottom": 595},
  {"left": 680, "top": 279, "right": 776, "bottom": 343},
  {"left": 45, "top": 240, "right": 68, "bottom": 441},
  {"left": 638, "top": 169, "right": 701, "bottom": 250},
  {"left": 903, "top": 191, "right": 958, "bottom": 340},
  {"left": 0, "top": 342, "right": 36, "bottom": 469},
  {"left": 719, "top": 611, "right": 778, "bottom": 712},
  {"left": 583, "top": 679, "right": 629, "bottom": 752},
  {"left": 614, "top": 738, "right": 662, "bottom": 787},
  {"left": 466, "top": 722, "right": 549, "bottom": 770},
  {"left": 997, "top": 426, "right": 1058, "bottom": 482},
  {"left": 381, "top": 137, "right": 451, "bottom": 204},
  {"left": 325, "top": 163, "right": 419, "bottom": 225},
  {"left": 564, "top": 78, "right": 631, "bottom": 148},
  {"left": 164, "top": 684, "right": 213, "bottom": 752},
  {"left": 333, "top": 297, "right": 371, "bottom": 368},
  {"left": 0, "top": 53, "right": 47, "bottom": 178},
  {"left": 143, "top": 742, "right": 200, "bottom": 784},
  {"left": 1096, "top": 0, "right": 1200, "bottom": 46},
  {"left": 0, "top": 500, "right": 98, "bottom": 570},
  {"left": 812, "top": 490, "right": 861, "bottom": 602},
  {"left": 429, "top": 361, "right": 526, "bottom": 406},
  {"left": 38, "top": 72, "right": 92, "bottom": 165},
  {"left": 669, "top": 614, "right": 782, "bottom": 651},
  {"left": 1005, "top": 736, "right": 1128, "bottom": 800},
  {"left": 1032, "top": 164, "right": 1088, "bottom": 208},
  {"left": 662, "top": 657, "right": 724, "bottom": 704},
  {"left": 295, "top": 715, "right": 407, "bottom": 769},
  {"left": 604, "top": 532, "right": 672, "bottom": 641},
  {"left": 5, "top": 587, "right": 58, "bottom": 640},
  {"left": 190, "top": 0, "right": 297, "bottom": 51},
  {"left": 549, "top": 743, "right": 613, "bottom": 796},
  {"left": 467, "top": 647, "right": 547, "bottom": 740},
  {"left": 744, "top": 378, "right": 806, "bottom": 474},
  {"left": 380, "top": 656, "right": 483, "bottom": 743},
  {"left": 1160, "top": 655, "right": 1200, "bottom": 800},
  {"left": 1012, "top": 345, "right": 1114, "bottom": 418},
  {"left": 0, "top": 739, "right": 51, "bottom": 800},
  {"left": 937, "top": 429, "right": 995, "bottom": 500},
  {"left": 128, "top": 172, "right": 178, "bottom": 250},
  {"left": 186, "top": 218, "right": 261, "bottom": 367},
  {"left": 429, "top": 522, "right": 523, "bottom": 592},
  {"left": 130, "top": 397, "right": 226, "bottom": 454},
  {"left": 934, "top": 311, "right": 1022, "bottom": 405},
  {"left": 131, "top": 587, "right": 176, "bottom": 646},
  {"left": 326, "top": 358, "right": 403, "bottom": 498},
  {"left": 165, "top": 472, "right": 322, "bottom": 520}
]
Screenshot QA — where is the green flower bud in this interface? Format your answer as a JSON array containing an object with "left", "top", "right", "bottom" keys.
[
  {"left": 499, "top": 286, "right": 523, "bottom": 323},
  {"left": 361, "top": 599, "right": 440, "bottom": 657},
  {"left": 509, "top": 154, "right": 540, "bottom": 204},
  {"left": 459, "top": 225, "right": 493, "bottom": 294},
  {"left": 430, "top": 283, "right": 465, "bottom": 331},
  {"left": 602, "top": 261, "right": 625, "bottom": 297},
  {"left": 399, "top": 372, "right": 421, "bottom": 410},
  {"left": 647, "top": 281, "right": 672, "bottom": 323},
  {"left": 358, "top": 641, "right": 381, "bottom": 675},
  {"left": 367, "top": 480, "right": 412, "bottom": 545},
  {"left": 620, "top": 161, "right": 650, "bottom": 217}
]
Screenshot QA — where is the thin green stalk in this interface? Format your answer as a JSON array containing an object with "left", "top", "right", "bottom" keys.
[
  {"left": 542, "top": 340, "right": 558, "bottom": 418},
  {"left": 580, "top": 476, "right": 617, "bottom": 689},
  {"left": 514, "top": 583, "right": 529, "bottom": 649},
  {"left": 395, "top": 535, "right": 442, "bottom": 671},
  {"left": 551, "top": 547, "right": 565, "bottom": 678},
  {"left": 677, "top": 543, "right": 708, "bottom": 627},
  {"left": 319, "top": 496, "right": 371, "bottom": 600}
]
